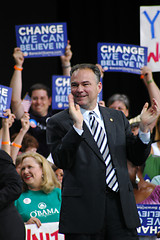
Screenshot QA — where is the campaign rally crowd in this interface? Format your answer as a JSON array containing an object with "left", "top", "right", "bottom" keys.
[{"left": 1, "top": 37, "right": 160, "bottom": 240}]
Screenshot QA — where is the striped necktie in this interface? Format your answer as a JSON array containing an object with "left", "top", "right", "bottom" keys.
[{"left": 89, "top": 111, "right": 119, "bottom": 192}]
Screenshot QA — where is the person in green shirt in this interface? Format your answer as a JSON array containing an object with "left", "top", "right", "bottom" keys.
[{"left": 15, "top": 151, "right": 61, "bottom": 228}]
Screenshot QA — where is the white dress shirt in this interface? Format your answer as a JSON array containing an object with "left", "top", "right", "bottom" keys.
[{"left": 73, "top": 104, "right": 150, "bottom": 145}]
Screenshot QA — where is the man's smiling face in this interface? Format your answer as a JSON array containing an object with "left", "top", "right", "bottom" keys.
[{"left": 70, "top": 68, "right": 102, "bottom": 110}]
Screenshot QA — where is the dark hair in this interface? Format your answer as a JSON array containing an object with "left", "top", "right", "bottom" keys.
[
  {"left": 70, "top": 63, "right": 101, "bottom": 83},
  {"left": 20, "top": 133, "right": 39, "bottom": 152},
  {"left": 29, "top": 83, "right": 51, "bottom": 98},
  {"left": 130, "top": 122, "right": 140, "bottom": 130},
  {"left": 107, "top": 94, "right": 130, "bottom": 110},
  {"left": 11, "top": 133, "right": 39, "bottom": 152}
]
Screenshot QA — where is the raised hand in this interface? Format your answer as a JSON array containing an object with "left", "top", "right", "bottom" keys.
[
  {"left": 21, "top": 112, "right": 30, "bottom": 133},
  {"left": 68, "top": 93, "right": 83, "bottom": 130},
  {"left": 140, "top": 98, "right": 160, "bottom": 132},
  {"left": 60, "top": 40, "right": 72, "bottom": 66},
  {"left": 26, "top": 217, "right": 42, "bottom": 228},
  {"left": 13, "top": 47, "right": 25, "bottom": 67},
  {"left": 3, "top": 109, "right": 15, "bottom": 128}
]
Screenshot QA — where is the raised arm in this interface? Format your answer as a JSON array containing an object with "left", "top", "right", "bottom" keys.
[
  {"left": 1, "top": 109, "right": 15, "bottom": 155},
  {"left": 60, "top": 40, "right": 72, "bottom": 76},
  {"left": 140, "top": 98, "right": 160, "bottom": 133},
  {"left": 141, "top": 66, "right": 160, "bottom": 106},
  {"left": 11, "top": 113, "right": 30, "bottom": 163},
  {"left": 10, "top": 48, "right": 25, "bottom": 119}
]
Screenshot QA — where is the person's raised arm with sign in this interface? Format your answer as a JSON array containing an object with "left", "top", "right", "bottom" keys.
[
  {"left": 1, "top": 109, "right": 15, "bottom": 155},
  {"left": 10, "top": 113, "right": 30, "bottom": 163},
  {"left": 141, "top": 66, "right": 160, "bottom": 106},
  {"left": 60, "top": 40, "right": 72, "bottom": 76},
  {"left": 10, "top": 48, "right": 24, "bottom": 119},
  {"left": 10, "top": 42, "right": 72, "bottom": 120}
]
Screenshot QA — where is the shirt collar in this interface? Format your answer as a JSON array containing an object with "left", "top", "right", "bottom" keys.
[{"left": 80, "top": 104, "right": 101, "bottom": 120}]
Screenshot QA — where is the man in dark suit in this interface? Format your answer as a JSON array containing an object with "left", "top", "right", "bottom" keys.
[
  {"left": 46, "top": 64, "right": 160, "bottom": 240},
  {"left": 0, "top": 149, "right": 25, "bottom": 240}
]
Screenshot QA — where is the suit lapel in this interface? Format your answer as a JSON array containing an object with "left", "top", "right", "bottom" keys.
[
  {"left": 64, "top": 109, "right": 104, "bottom": 162},
  {"left": 66, "top": 107, "right": 116, "bottom": 164},
  {"left": 82, "top": 107, "right": 117, "bottom": 164},
  {"left": 82, "top": 122, "right": 105, "bottom": 163}
]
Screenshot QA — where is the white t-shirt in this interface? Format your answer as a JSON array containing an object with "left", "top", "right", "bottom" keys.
[{"left": 151, "top": 142, "right": 160, "bottom": 156}]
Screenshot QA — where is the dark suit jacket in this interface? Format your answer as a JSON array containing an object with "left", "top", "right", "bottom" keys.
[
  {"left": 0, "top": 150, "right": 25, "bottom": 240},
  {"left": 47, "top": 106, "right": 151, "bottom": 234}
]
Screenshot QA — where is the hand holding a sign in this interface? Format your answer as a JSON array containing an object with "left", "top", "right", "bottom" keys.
[
  {"left": 2, "top": 109, "right": 15, "bottom": 128},
  {"left": 96, "top": 64, "right": 104, "bottom": 78},
  {"left": 1, "top": 109, "right": 15, "bottom": 154},
  {"left": 141, "top": 66, "right": 160, "bottom": 108},
  {"left": 141, "top": 66, "right": 153, "bottom": 85},
  {"left": 10, "top": 113, "right": 30, "bottom": 163},
  {"left": 68, "top": 93, "right": 83, "bottom": 130},
  {"left": 26, "top": 217, "right": 42, "bottom": 228},
  {"left": 60, "top": 41, "right": 72, "bottom": 76},
  {"left": 13, "top": 47, "right": 25, "bottom": 68},
  {"left": 21, "top": 112, "right": 30, "bottom": 132},
  {"left": 60, "top": 40, "right": 72, "bottom": 66},
  {"left": 140, "top": 98, "right": 160, "bottom": 133}
]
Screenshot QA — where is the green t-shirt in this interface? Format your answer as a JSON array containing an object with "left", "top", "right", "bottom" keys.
[{"left": 15, "top": 188, "right": 61, "bottom": 223}]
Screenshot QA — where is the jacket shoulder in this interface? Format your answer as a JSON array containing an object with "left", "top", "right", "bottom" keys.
[
  {"left": 99, "top": 106, "right": 127, "bottom": 119},
  {"left": 0, "top": 150, "right": 13, "bottom": 165},
  {"left": 47, "top": 109, "right": 72, "bottom": 131},
  {"left": 48, "top": 109, "right": 70, "bottom": 122}
]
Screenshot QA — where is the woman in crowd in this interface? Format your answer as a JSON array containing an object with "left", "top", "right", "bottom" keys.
[
  {"left": 52, "top": 164, "right": 64, "bottom": 184},
  {"left": 15, "top": 151, "right": 61, "bottom": 228},
  {"left": 128, "top": 161, "right": 160, "bottom": 204},
  {"left": 128, "top": 161, "right": 160, "bottom": 239}
]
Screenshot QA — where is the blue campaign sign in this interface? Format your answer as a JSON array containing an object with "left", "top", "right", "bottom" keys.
[
  {"left": 0, "top": 85, "right": 12, "bottom": 118},
  {"left": 52, "top": 75, "right": 71, "bottom": 110},
  {"left": 15, "top": 22, "right": 68, "bottom": 58},
  {"left": 137, "top": 204, "right": 160, "bottom": 236},
  {"left": 97, "top": 43, "right": 148, "bottom": 74},
  {"left": 52, "top": 75, "right": 103, "bottom": 110}
]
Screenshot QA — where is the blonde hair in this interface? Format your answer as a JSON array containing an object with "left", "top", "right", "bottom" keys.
[{"left": 20, "top": 151, "right": 61, "bottom": 193}]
